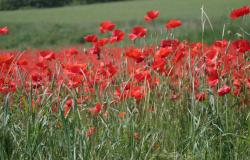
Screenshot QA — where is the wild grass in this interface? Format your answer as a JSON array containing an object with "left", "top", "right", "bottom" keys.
[{"left": 0, "top": 1, "right": 250, "bottom": 160}]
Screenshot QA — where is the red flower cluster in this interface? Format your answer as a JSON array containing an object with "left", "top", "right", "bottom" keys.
[{"left": 0, "top": 5, "right": 249, "bottom": 126}]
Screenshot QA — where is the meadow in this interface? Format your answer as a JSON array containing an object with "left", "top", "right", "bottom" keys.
[{"left": 0, "top": 0, "right": 250, "bottom": 160}]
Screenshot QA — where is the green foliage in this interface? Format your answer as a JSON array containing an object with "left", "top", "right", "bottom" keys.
[{"left": 0, "top": 0, "right": 129, "bottom": 10}]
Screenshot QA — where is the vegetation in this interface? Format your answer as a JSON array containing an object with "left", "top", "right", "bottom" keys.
[
  {"left": 0, "top": 0, "right": 129, "bottom": 10},
  {"left": 0, "top": 3, "right": 250, "bottom": 159}
]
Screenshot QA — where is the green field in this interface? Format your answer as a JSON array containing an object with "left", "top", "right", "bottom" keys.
[{"left": 0, "top": 0, "right": 249, "bottom": 49}]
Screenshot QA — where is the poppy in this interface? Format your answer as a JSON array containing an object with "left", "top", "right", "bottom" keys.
[
  {"left": 0, "top": 53, "right": 14, "bottom": 65},
  {"left": 165, "top": 19, "right": 182, "bottom": 29},
  {"left": 66, "top": 48, "right": 79, "bottom": 56},
  {"left": 84, "top": 34, "right": 98, "bottom": 43},
  {"left": 95, "top": 38, "right": 109, "bottom": 46},
  {"left": 125, "top": 47, "right": 145, "bottom": 63},
  {"left": 218, "top": 85, "right": 231, "bottom": 96},
  {"left": 130, "top": 86, "right": 145, "bottom": 100},
  {"left": 39, "top": 50, "right": 55, "bottom": 61},
  {"left": 0, "top": 26, "right": 8, "bottom": 35},
  {"left": 232, "top": 39, "right": 250, "bottom": 53},
  {"left": 110, "top": 29, "right": 125, "bottom": 43},
  {"left": 129, "top": 26, "right": 147, "bottom": 41},
  {"left": 196, "top": 92, "right": 206, "bottom": 101},
  {"left": 99, "top": 21, "right": 116, "bottom": 33},
  {"left": 230, "top": 6, "right": 250, "bottom": 19},
  {"left": 64, "top": 99, "right": 73, "bottom": 118},
  {"left": 88, "top": 103, "right": 102, "bottom": 116},
  {"left": 144, "top": 10, "right": 159, "bottom": 22}
]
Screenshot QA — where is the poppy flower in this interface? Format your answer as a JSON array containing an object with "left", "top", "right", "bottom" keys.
[
  {"left": 152, "top": 58, "right": 166, "bottom": 72},
  {"left": 232, "top": 39, "right": 250, "bottom": 53},
  {"left": 129, "top": 26, "right": 147, "bottom": 41},
  {"left": 17, "top": 59, "right": 28, "bottom": 66},
  {"left": 218, "top": 84, "right": 231, "bottom": 96},
  {"left": 95, "top": 38, "right": 109, "bottom": 46},
  {"left": 0, "top": 53, "right": 14, "bottom": 65},
  {"left": 214, "top": 40, "right": 228, "bottom": 48},
  {"left": 160, "top": 39, "right": 180, "bottom": 48},
  {"left": 99, "top": 21, "right": 116, "bottom": 33},
  {"left": 31, "top": 72, "right": 43, "bottom": 82},
  {"left": 88, "top": 103, "right": 102, "bottom": 116},
  {"left": 39, "top": 50, "right": 55, "bottom": 61},
  {"left": 144, "top": 10, "right": 159, "bottom": 22},
  {"left": 63, "top": 63, "right": 87, "bottom": 75},
  {"left": 84, "top": 34, "right": 98, "bottom": 43},
  {"left": 130, "top": 86, "right": 145, "bottom": 100},
  {"left": 230, "top": 6, "right": 250, "bottom": 20},
  {"left": 207, "top": 71, "right": 219, "bottom": 87},
  {"left": 89, "top": 46, "right": 101, "bottom": 56},
  {"left": 64, "top": 99, "right": 73, "bottom": 118},
  {"left": 165, "top": 19, "right": 182, "bottom": 29},
  {"left": 125, "top": 47, "right": 145, "bottom": 63},
  {"left": 0, "top": 26, "right": 8, "bottom": 35},
  {"left": 154, "top": 47, "right": 172, "bottom": 59},
  {"left": 66, "top": 48, "right": 79, "bottom": 56},
  {"left": 110, "top": 29, "right": 125, "bottom": 43},
  {"left": 196, "top": 92, "right": 206, "bottom": 101}
]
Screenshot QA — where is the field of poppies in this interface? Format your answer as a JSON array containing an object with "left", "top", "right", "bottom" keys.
[{"left": 0, "top": 4, "right": 250, "bottom": 160}]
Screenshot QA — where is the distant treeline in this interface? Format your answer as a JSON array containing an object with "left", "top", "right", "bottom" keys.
[{"left": 0, "top": 0, "right": 129, "bottom": 10}]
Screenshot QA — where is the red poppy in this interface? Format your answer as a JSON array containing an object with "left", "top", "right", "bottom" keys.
[
  {"left": 89, "top": 45, "right": 101, "bottom": 56},
  {"left": 230, "top": 6, "right": 250, "bottom": 20},
  {"left": 31, "top": 72, "right": 43, "bottom": 82},
  {"left": 165, "top": 19, "right": 182, "bottom": 29},
  {"left": 64, "top": 99, "right": 73, "bottom": 118},
  {"left": 99, "top": 21, "right": 116, "bottom": 33},
  {"left": 144, "top": 10, "right": 159, "bottom": 22},
  {"left": 232, "top": 39, "right": 250, "bottom": 53},
  {"left": 95, "top": 38, "right": 109, "bottom": 46},
  {"left": 66, "top": 48, "right": 79, "bottom": 56},
  {"left": 218, "top": 84, "right": 231, "bottom": 96},
  {"left": 214, "top": 40, "right": 228, "bottom": 48},
  {"left": 110, "top": 29, "right": 125, "bottom": 43},
  {"left": 152, "top": 58, "right": 166, "bottom": 72},
  {"left": 196, "top": 92, "right": 206, "bottom": 101},
  {"left": 154, "top": 47, "right": 172, "bottom": 59},
  {"left": 63, "top": 63, "right": 87, "bottom": 75},
  {"left": 125, "top": 47, "right": 145, "bottom": 63},
  {"left": 84, "top": 34, "right": 98, "bottom": 43},
  {"left": 0, "top": 53, "right": 14, "bottom": 65},
  {"left": 0, "top": 26, "right": 9, "bottom": 35},
  {"left": 88, "top": 103, "right": 102, "bottom": 116},
  {"left": 160, "top": 39, "right": 180, "bottom": 48},
  {"left": 39, "top": 50, "right": 55, "bottom": 61},
  {"left": 130, "top": 86, "right": 145, "bottom": 100},
  {"left": 17, "top": 59, "right": 28, "bottom": 66},
  {"left": 129, "top": 26, "right": 147, "bottom": 41}
]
